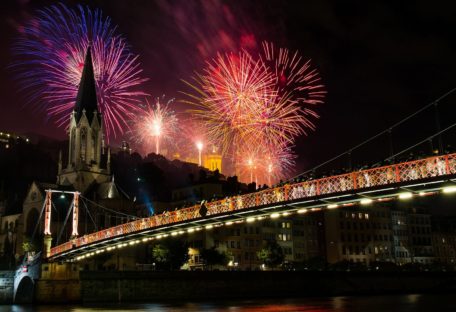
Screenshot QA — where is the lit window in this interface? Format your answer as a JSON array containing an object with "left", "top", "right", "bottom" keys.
[{"left": 365, "top": 213, "right": 369, "bottom": 219}]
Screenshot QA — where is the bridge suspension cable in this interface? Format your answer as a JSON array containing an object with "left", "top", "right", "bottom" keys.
[
  {"left": 31, "top": 199, "right": 47, "bottom": 240},
  {"left": 79, "top": 194, "right": 138, "bottom": 220},
  {"left": 289, "top": 87, "right": 456, "bottom": 182},
  {"left": 378, "top": 120, "right": 456, "bottom": 166},
  {"left": 56, "top": 201, "right": 74, "bottom": 245},
  {"left": 80, "top": 198, "right": 99, "bottom": 233},
  {"left": 30, "top": 196, "right": 62, "bottom": 239}
]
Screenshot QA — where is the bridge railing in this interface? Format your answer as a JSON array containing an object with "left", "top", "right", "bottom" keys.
[{"left": 49, "top": 153, "right": 456, "bottom": 258}]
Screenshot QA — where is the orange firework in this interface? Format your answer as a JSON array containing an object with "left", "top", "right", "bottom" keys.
[
  {"left": 182, "top": 50, "right": 276, "bottom": 154},
  {"left": 182, "top": 44, "right": 325, "bottom": 184},
  {"left": 235, "top": 142, "right": 296, "bottom": 186}
]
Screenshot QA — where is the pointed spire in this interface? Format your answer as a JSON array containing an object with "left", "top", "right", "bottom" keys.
[
  {"left": 107, "top": 147, "right": 111, "bottom": 173},
  {"left": 74, "top": 47, "right": 99, "bottom": 124},
  {"left": 107, "top": 176, "right": 120, "bottom": 199},
  {"left": 58, "top": 150, "right": 62, "bottom": 174}
]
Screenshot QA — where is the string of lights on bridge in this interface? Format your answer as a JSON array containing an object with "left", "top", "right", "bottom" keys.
[{"left": 72, "top": 184, "right": 456, "bottom": 262}]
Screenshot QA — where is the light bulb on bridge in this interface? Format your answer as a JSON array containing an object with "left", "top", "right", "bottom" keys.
[
  {"left": 443, "top": 186, "right": 456, "bottom": 194},
  {"left": 360, "top": 198, "right": 373, "bottom": 205},
  {"left": 398, "top": 192, "right": 413, "bottom": 200},
  {"left": 270, "top": 213, "right": 280, "bottom": 219},
  {"left": 196, "top": 141, "right": 203, "bottom": 166}
]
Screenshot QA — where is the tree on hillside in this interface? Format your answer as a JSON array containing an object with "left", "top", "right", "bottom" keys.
[
  {"left": 167, "top": 239, "right": 189, "bottom": 270},
  {"left": 257, "top": 240, "right": 284, "bottom": 269},
  {"left": 151, "top": 244, "right": 170, "bottom": 270},
  {"left": 200, "top": 246, "right": 229, "bottom": 270},
  {"left": 151, "top": 239, "right": 189, "bottom": 271}
]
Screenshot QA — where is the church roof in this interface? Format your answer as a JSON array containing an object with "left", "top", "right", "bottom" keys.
[
  {"left": 74, "top": 47, "right": 99, "bottom": 124},
  {"left": 96, "top": 177, "right": 130, "bottom": 200},
  {"left": 35, "top": 182, "right": 75, "bottom": 194}
]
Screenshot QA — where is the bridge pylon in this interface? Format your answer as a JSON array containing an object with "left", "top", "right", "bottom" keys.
[
  {"left": 43, "top": 235, "right": 52, "bottom": 259},
  {"left": 41, "top": 189, "right": 80, "bottom": 259}
]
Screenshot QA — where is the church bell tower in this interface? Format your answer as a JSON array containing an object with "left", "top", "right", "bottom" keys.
[{"left": 57, "top": 47, "right": 111, "bottom": 192}]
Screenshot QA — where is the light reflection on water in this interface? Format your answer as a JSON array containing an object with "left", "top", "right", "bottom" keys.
[{"left": 3, "top": 294, "right": 456, "bottom": 312}]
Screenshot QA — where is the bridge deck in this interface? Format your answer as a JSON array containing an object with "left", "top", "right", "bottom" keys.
[{"left": 50, "top": 153, "right": 456, "bottom": 261}]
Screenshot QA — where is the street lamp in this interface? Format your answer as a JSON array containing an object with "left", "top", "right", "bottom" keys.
[
  {"left": 196, "top": 141, "right": 203, "bottom": 166},
  {"left": 247, "top": 158, "right": 253, "bottom": 182},
  {"left": 152, "top": 120, "right": 161, "bottom": 155}
]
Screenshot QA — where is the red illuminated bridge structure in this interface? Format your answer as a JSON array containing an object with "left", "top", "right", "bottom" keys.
[{"left": 48, "top": 153, "right": 456, "bottom": 262}]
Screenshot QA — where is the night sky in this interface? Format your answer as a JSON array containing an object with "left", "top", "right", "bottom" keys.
[{"left": 1, "top": 0, "right": 456, "bottom": 175}]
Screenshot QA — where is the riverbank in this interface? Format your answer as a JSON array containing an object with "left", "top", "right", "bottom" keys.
[{"left": 71, "top": 271, "right": 456, "bottom": 303}]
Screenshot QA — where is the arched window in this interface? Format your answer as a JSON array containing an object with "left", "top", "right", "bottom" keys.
[
  {"left": 70, "top": 129, "right": 76, "bottom": 164},
  {"left": 80, "top": 127, "right": 87, "bottom": 162},
  {"left": 91, "top": 133, "right": 97, "bottom": 162}
]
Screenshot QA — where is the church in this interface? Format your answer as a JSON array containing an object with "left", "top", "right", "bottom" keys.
[{"left": 1, "top": 48, "right": 134, "bottom": 261}]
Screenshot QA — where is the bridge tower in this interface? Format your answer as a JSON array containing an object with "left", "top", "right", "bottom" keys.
[{"left": 57, "top": 47, "right": 110, "bottom": 193}]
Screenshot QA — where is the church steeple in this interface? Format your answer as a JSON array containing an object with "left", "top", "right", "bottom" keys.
[
  {"left": 74, "top": 46, "right": 99, "bottom": 124},
  {"left": 58, "top": 47, "right": 110, "bottom": 192}
]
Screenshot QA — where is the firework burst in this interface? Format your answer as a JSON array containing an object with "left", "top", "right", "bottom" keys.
[
  {"left": 240, "top": 93, "right": 314, "bottom": 147},
  {"left": 182, "top": 50, "right": 276, "bottom": 154},
  {"left": 235, "top": 143, "right": 296, "bottom": 186},
  {"left": 261, "top": 41, "right": 325, "bottom": 128},
  {"left": 132, "top": 96, "right": 178, "bottom": 156},
  {"left": 173, "top": 119, "right": 213, "bottom": 160},
  {"left": 182, "top": 43, "right": 325, "bottom": 184},
  {"left": 12, "top": 3, "right": 147, "bottom": 139}
]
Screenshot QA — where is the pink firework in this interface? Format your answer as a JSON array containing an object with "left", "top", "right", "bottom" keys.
[
  {"left": 174, "top": 119, "right": 214, "bottom": 161},
  {"left": 262, "top": 41, "right": 325, "bottom": 122},
  {"left": 133, "top": 97, "right": 178, "bottom": 156},
  {"left": 13, "top": 3, "right": 148, "bottom": 140}
]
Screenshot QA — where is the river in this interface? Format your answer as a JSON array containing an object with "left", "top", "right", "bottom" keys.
[{"left": 2, "top": 294, "right": 455, "bottom": 312}]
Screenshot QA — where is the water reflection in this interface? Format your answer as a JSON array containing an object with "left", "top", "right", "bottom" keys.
[{"left": 3, "top": 294, "right": 456, "bottom": 312}]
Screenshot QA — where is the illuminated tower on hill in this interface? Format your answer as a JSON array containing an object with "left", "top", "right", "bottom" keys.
[
  {"left": 57, "top": 47, "right": 111, "bottom": 192},
  {"left": 203, "top": 145, "right": 222, "bottom": 173}
]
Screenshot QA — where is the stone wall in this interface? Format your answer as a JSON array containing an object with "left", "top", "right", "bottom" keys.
[
  {"left": 34, "top": 262, "right": 81, "bottom": 303},
  {"left": 0, "top": 271, "right": 14, "bottom": 304},
  {"left": 35, "top": 279, "right": 80, "bottom": 303},
  {"left": 80, "top": 271, "right": 456, "bottom": 303}
]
